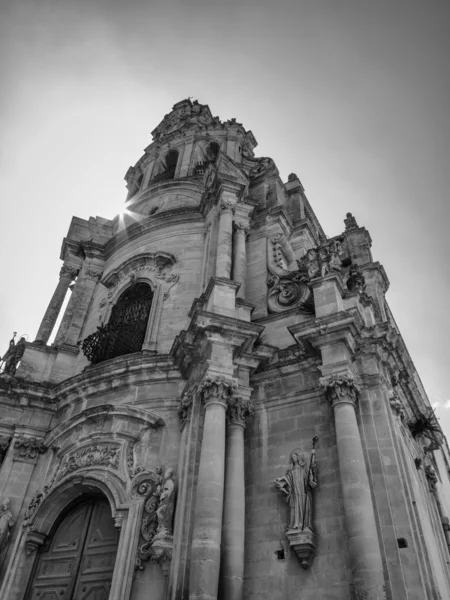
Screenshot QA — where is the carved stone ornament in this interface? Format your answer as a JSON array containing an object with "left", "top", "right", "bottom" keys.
[
  {"left": 103, "top": 252, "right": 178, "bottom": 302},
  {"left": 59, "top": 265, "right": 78, "bottom": 280},
  {"left": 319, "top": 374, "right": 361, "bottom": 407},
  {"left": 198, "top": 377, "right": 238, "bottom": 408},
  {"left": 226, "top": 397, "right": 255, "bottom": 427},
  {"left": 266, "top": 234, "right": 314, "bottom": 314},
  {"left": 273, "top": 440, "right": 318, "bottom": 568},
  {"left": 127, "top": 443, "right": 145, "bottom": 480},
  {"left": 177, "top": 393, "right": 193, "bottom": 428},
  {"left": 13, "top": 436, "right": 48, "bottom": 462},
  {"left": 346, "top": 264, "right": 366, "bottom": 293},
  {"left": 56, "top": 444, "right": 120, "bottom": 481},
  {"left": 148, "top": 539, "right": 173, "bottom": 578},
  {"left": 84, "top": 269, "right": 103, "bottom": 282},
  {"left": 151, "top": 99, "right": 220, "bottom": 142},
  {"left": 219, "top": 199, "right": 236, "bottom": 215},
  {"left": 344, "top": 212, "right": 359, "bottom": 231},
  {"left": 0, "top": 497, "right": 14, "bottom": 554},
  {"left": 425, "top": 465, "right": 438, "bottom": 492},
  {"left": 248, "top": 156, "right": 276, "bottom": 179},
  {"left": 132, "top": 466, "right": 177, "bottom": 571},
  {"left": 389, "top": 392, "right": 406, "bottom": 421}
]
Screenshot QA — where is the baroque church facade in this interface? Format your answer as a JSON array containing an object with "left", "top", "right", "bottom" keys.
[{"left": 0, "top": 98, "right": 449, "bottom": 600}]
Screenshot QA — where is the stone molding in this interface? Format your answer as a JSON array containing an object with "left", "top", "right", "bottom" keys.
[
  {"left": 319, "top": 374, "right": 360, "bottom": 407},
  {"left": 13, "top": 436, "right": 48, "bottom": 462},
  {"left": 198, "top": 377, "right": 237, "bottom": 408}
]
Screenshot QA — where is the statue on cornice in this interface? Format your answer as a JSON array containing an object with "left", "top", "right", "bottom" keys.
[{"left": 1, "top": 334, "right": 26, "bottom": 377}]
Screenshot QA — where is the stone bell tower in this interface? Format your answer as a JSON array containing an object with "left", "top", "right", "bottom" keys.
[{"left": 1, "top": 98, "right": 450, "bottom": 600}]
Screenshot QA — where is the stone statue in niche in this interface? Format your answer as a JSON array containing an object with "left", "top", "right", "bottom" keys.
[
  {"left": 0, "top": 497, "right": 13, "bottom": 553},
  {"left": 274, "top": 438, "right": 318, "bottom": 568},
  {"left": 154, "top": 468, "right": 177, "bottom": 539}
]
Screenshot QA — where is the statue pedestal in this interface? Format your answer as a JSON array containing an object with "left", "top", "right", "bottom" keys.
[
  {"left": 150, "top": 534, "right": 173, "bottom": 578},
  {"left": 286, "top": 528, "right": 316, "bottom": 569}
]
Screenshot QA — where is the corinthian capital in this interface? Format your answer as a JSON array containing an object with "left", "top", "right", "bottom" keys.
[
  {"left": 59, "top": 265, "right": 79, "bottom": 281},
  {"left": 227, "top": 397, "right": 254, "bottom": 427},
  {"left": 198, "top": 377, "right": 237, "bottom": 408},
  {"left": 219, "top": 200, "right": 236, "bottom": 215},
  {"left": 233, "top": 221, "right": 249, "bottom": 235},
  {"left": 319, "top": 374, "right": 360, "bottom": 407}
]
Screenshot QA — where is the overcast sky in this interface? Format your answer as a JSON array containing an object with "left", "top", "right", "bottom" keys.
[{"left": 1, "top": 0, "right": 449, "bottom": 434}]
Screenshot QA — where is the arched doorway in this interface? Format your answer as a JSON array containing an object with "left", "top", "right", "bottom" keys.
[{"left": 26, "top": 496, "right": 119, "bottom": 600}]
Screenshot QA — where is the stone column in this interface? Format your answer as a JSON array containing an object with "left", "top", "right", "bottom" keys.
[
  {"left": 232, "top": 223, "right": 248, "bottom": 299},
  {"left": 216, "top": 199, "right": 235, "bottom": 279},
  {"left": 320, "top": 374, "right": 385, "bottom": 600},
  {"left": 53, "top": 267, "right": 102, "bottom": 348},
  {"left": 189, "top": 377, "right": 236, "bottom": 600},
  {"left": 35, "top": 264, "right": 78, "bottom": 344},
  {"left": 220, "top": 397, "right": 252, "bottom": 600}
]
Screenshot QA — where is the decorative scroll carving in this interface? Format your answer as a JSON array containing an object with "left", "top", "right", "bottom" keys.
[
  {"left": 56, "top": 444, "right": 120, "bottom": 480},
  {"left": 273, "top": 438, "right": 319, "bottom": 568},
  {"left": 267, "top": 273, "right": 313, "bottom": 314},
  {"left": 132, "top": 469, "right": 162, "bottom": 569},
  {"left": 319, "top": 374, "right": 360, "bottom": 407},
  {"left": 198, "top": 377, "right": 237, "bottom": 408},
  {"left": 249, "top": 156, "right": 276, "bottom": 179},
  {"left": 0, "top": 497, "right": 13, "bottom": 554},
  {"left": 127, "top": 443, "right": 145, "bottom": 479},
  {"left": 23, "top": 489, "right": 45, "bottom": 526},
  {"left": 226, "top": 397, "right": 254, "bottom": 427},
  {"left": 132, "top": 466, "right": 177, "bottom": 571},
  {"left": 13, "top": 436, "right": 48, "bottom": 462},
  {"left": 344, "top": 212, "right": 359, "bottom": 231}
]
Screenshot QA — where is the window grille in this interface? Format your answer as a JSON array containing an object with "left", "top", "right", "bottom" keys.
[{"left": 82, "top": 283, "right": 153, "bottom": 364}]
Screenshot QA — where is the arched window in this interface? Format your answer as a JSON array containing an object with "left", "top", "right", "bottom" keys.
[
  {"left": 26, "top": 496, "right": 118, "bottom": 599},
  {"left": 153, "top": 149, "right": 179, "bottom": 182},
  {"left": 82, "top": 282, "right": 153, "bottom": 364},
  {"left": 193, "top": 141, "right": 220, "bottom": 175}
]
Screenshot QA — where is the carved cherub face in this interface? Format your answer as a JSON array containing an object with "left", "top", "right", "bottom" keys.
[{"left": 1, "top": 498, "right": 10, "bottom": 511}]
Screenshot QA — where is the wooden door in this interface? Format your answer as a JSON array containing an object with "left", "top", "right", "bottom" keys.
[{"left": 27, "top": 498, "right": 118, "bottom": 600}]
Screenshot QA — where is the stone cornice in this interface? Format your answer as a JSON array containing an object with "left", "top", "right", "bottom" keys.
[
  {"left": 104, "top": 207, "right": 204, "bottom": 260},
  {"left": 54, "top": 353, "right": 182, "bottom": 407}
]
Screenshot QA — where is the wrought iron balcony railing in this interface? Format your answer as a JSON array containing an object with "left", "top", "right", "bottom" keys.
[
  {"left": 152, "top": 165, "right": 176, "bottom": 182},
  {"left": 82, "top": 322, "right": 146, "bottom": 365}
]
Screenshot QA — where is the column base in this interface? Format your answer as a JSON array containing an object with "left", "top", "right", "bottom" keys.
[{"left": 286, "top": 528, "right": 316, "bottom": 569}]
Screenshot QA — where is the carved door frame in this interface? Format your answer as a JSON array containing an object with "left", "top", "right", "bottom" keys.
[{"left": 0, "top": 474, "right": 143, "bottom": 600}]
